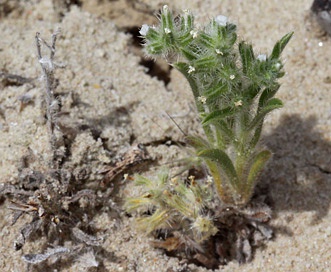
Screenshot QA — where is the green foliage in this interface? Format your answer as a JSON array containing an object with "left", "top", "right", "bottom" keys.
[
  {"left": 125, "top": 172, "right": 217, "bottom": 243},
  {"left": 139, "top": 6, "right": 292, "bottom": 205}
]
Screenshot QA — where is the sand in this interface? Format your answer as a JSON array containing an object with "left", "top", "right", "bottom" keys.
[{"left": 0, "top": 0, "right": 330, "bottom": 271}]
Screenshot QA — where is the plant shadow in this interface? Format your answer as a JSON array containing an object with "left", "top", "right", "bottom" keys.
[{"left": 261, "top": 114, "right": 331, "bottom": 223}]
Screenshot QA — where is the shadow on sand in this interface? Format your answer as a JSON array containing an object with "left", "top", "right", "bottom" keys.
[{"left": 261, "top": 114, "right": 331, "bottom": 223}]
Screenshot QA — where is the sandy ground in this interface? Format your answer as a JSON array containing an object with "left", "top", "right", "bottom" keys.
[{"left": 0, "top": 0, "right": 330, "bottom": 271}]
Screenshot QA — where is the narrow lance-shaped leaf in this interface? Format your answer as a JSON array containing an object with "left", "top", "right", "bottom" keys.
[
  {"left": 124, "top": 196, "right": 154, "bottom": 212},
  {"left": 146, "top": 41, "right": 165, "bottom": 56},
  {"left": 180, "top": 46, "right": 199, "bottom": 61},
  {"left": 177, "top": 32, "right": 194, "bottom": 48},
  {"left": 134, "top": 175, "right": 153, "bottom": 187},
  {"left": 160, "top": 5, "right": 175, "bottom": 33},
  {"left": 202, "top": 107, "right": 235, "bottom": 125},
  {"left": 145, "top": 27, "right": 160, "bottom": 41},
  {"left": 194, "top": 55, "right": 218, "bottom": 70},
  {"left": 270, "top": 32, "right": 294, "bottom": 60},
  {"left": 181, "top": 10, "right": 194, "bottom": 32},
  {"left": 214, "top": 120, "right": 236, "bottom": 145},
  {"left": 249, "top": 123, "right": 263, "bottom": 150},
  {"left": 245, "top": 150, "right": 271, "bottom": 197},
  {"left": 198, "top": 33, "right": 215, "bottom": 49},
  {"left": 258, "top": 84, "right": 280, "bottom": 109},
  {"left": 186, "top": 135, "right": 210, "bottom": 151},
  {"left": 204, "top": 82, "right": 227, "bottom": 98},
  {"left": 137, "top": 208, "right": 172, "bottom": 234},
  {"left": 245, "top": 84, "right": 261, "bottom": 103},
  {"left": 248, "top": 98, "right": 283, "bottom": 131},
  {"left": 197, "top": 148, "right": 238, "bottom": 189},
  {"left": 239, "top": 41, "right": 255, "bottom": 75},
  {"left": 166, "top": 194, "right": 194, "bottom": 218}
]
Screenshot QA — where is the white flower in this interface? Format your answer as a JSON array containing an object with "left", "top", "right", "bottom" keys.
[
  {"left": 206, "top": 175, "right": 213, "bottom": 184},
  {"left": 229, "top": 74, "right": 235, "bottom": 80},
  {"left": 198, "top": 96, "right": 207, "bottom": 104},
  {"left": 188, "top": 65, "right": 195, "bottom": 74},
  {"left": 234, "top": 100, "right": 243, "bottom": 107},
  {"left": 190, "top": 30, "right": 198, "bottom": 39},
  {"left": 164, "top": 28, "right": 171, "bottom": 34},
  {"left": 257, "top": 54, "right": 267, "bottom": 62},
  {"left": 215, "top": 15, "right": 227, "bottom": 26},
  {"left": 139, "top": 24, "right": 150, "bottom": 36},
  {"left": 274, "top": 62, "right": 281, "bottom": 70},
  {"left": 188, "top": 175, "right": 195, "bottom": 181},
  {"left": 215, "top": 48, "right": 223, "bottom": 55}
]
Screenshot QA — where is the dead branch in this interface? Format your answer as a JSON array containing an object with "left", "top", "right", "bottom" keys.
[{"left": 35, "top": 29, "right": 64, "bottom": 169}]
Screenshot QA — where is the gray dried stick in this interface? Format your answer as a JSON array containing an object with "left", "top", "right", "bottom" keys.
[{"left": 35, "top": 30, "right": 64, "bottom": 169}]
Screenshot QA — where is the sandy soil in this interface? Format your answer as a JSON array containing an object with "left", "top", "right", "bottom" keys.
[{"left": 0, "top": 0, "right": 330, "bottom": 271}]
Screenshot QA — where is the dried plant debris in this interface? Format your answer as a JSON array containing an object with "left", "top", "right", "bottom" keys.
[
  {"left": 0, "top": 71, "right": 35, "bottom": 87},
  {"left": 100, "top": 144, "right": 151, "bottom": 185},
  {"left": 0, "top": 29, "right": 155, "bottom": 269},
  {"left": 75, "top": 250, "right": 99, "bottom": 269},
  {"left": 0, "top": 30, "right": 105, "bottom": 268},
  {"left": 72, "top": 227, "right": 103, "bottom": 246},
  {"left": 22, "top": 246, "right": 70, "bottom": 264},
  {"left": 126, "top": 172, "right": 273, "bottom": 269},
  {"left": 35, "top": 29, "right": 66, "bottom": 169}
]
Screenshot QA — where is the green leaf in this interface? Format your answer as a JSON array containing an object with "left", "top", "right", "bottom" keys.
[
  {"left": 214, "top": 120, "right": 236, "bottom": 144},
  {"left": 194, "top": 55, "right": 218, "bottom": 70},
  {"left": 145, "top": 27, "right": 160, "bottom": 40},
  {"left": 180, "top": 10, "right": 194, "bottom": 32},
  {"left": 198, "top": 33, "right": 214, "bottom": 48},
  {"left": 204, "top": 82, "right": 227, "bottom": 98},
  {"left": 239, "top": 41, "right": 255, "bottom": 75},
  {"left": 124, "top": 196, "right": 153, "bottom": 212},
  {"left": 134, "top": 175, "right": 153, "bottom": 187},
  {"left": 202, "top": 107, "right": 235, "bottom": 125},
  {"left": 180, "top": 46, "right": 199, "bottom": 61},
  {"left": 270, "top": 32, "right": 293, "bottom": 60},
  {"left": 186, "top": 135, "right": 210, "bottom": 151},
  {"left": 246, "top": 150, "right": 271, "bottom": 192},
  {"left": 177, "top": 31, "right": 193, "bottom": 47},
  {"left": 249, "top": 123, "right": 263, "bottom": 149},
  {"left": 245, "top": 84, "right": 261, "bottom": 102},
  {"left": 146, "top": 41, "right": 166, "bottom": 55},
  {"left": 248, "top": 98, "right": 283, "bottom": 130},
  {"left": 161, "top": 5, "right": 175, "bottom": 33},
  {"left": 137, "top": 208, "right": 171, "bottom": 233},
  {"left": 225, "top": 23, "right": 237, "bottom": 47},
  {"left": 258, "top": 84, "right": 280, "bottom": 109},
  {"left": 157, "top": 170, "right": 169, "bottom": 185},
  {"left": 197, "top": 148, "right": 238, "bottom": 187}
]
